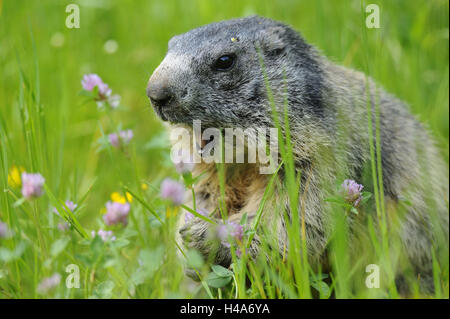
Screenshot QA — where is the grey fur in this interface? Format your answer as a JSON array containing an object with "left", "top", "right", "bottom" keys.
[{"left": 147, "top": 16, "right": 449, "bottom": 293}]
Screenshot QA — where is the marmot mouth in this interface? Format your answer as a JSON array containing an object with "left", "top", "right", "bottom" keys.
[
  {"left": 154, "top": 105, "right": 180, "bottom": 123},
  {"left": 159, "top": 110, "right": 168, "bottom": 122},
  {"left": 150, "top": 102, "right": 167, "bottom": 122},
  {"left": 151, "top": 98, "right": 185, "bottom": 123},
  {"left": 156, "top": 104, "right": 194, "bottom": 125}
]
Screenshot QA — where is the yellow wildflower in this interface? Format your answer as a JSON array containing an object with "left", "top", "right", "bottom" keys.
[
  {"left": 8, "top": 165, "right": 24, "bottom": 188},
  {"left": 126, "top": 192, "right": 132, "bottom": 202},
  {"left": 110, "top": 191, "right": 133, "bottom": 203},
  {"left": 166, "top": 206, "right": 179, "bottom": 218}
]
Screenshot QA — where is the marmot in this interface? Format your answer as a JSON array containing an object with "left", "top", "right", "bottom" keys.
[{"left": 146, "top": 16, "right": 449, "bottom": 293}]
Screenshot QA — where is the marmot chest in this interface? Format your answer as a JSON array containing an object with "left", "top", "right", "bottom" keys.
[{"left": 192, "top": 163, "right": 269, "bottom": 217}]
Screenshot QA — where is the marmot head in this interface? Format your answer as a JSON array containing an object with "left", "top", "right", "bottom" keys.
[{"left": 147, "top": 16, "right": 323, "bottom": 129}]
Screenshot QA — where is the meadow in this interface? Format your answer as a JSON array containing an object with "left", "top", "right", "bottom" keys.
[{"left": 0, "top": 0, "right": 448, "bottom": 299}]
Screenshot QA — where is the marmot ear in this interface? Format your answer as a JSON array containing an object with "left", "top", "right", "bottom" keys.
[{"left": 257, "top": 26, "right": 286, "bottom": 55}]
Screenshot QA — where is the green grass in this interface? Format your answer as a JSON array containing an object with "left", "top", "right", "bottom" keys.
[{"left": 0, "top": 0, "right": 448, "bottom": 299}]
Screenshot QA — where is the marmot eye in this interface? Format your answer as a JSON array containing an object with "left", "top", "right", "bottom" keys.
[{"left": 213, "top": 54, "right": 235, "bottom": 71}]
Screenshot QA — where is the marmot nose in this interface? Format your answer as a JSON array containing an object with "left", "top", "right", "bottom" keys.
[{"left": 146, "top": 80, "right": 174, "bottom": 108}]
